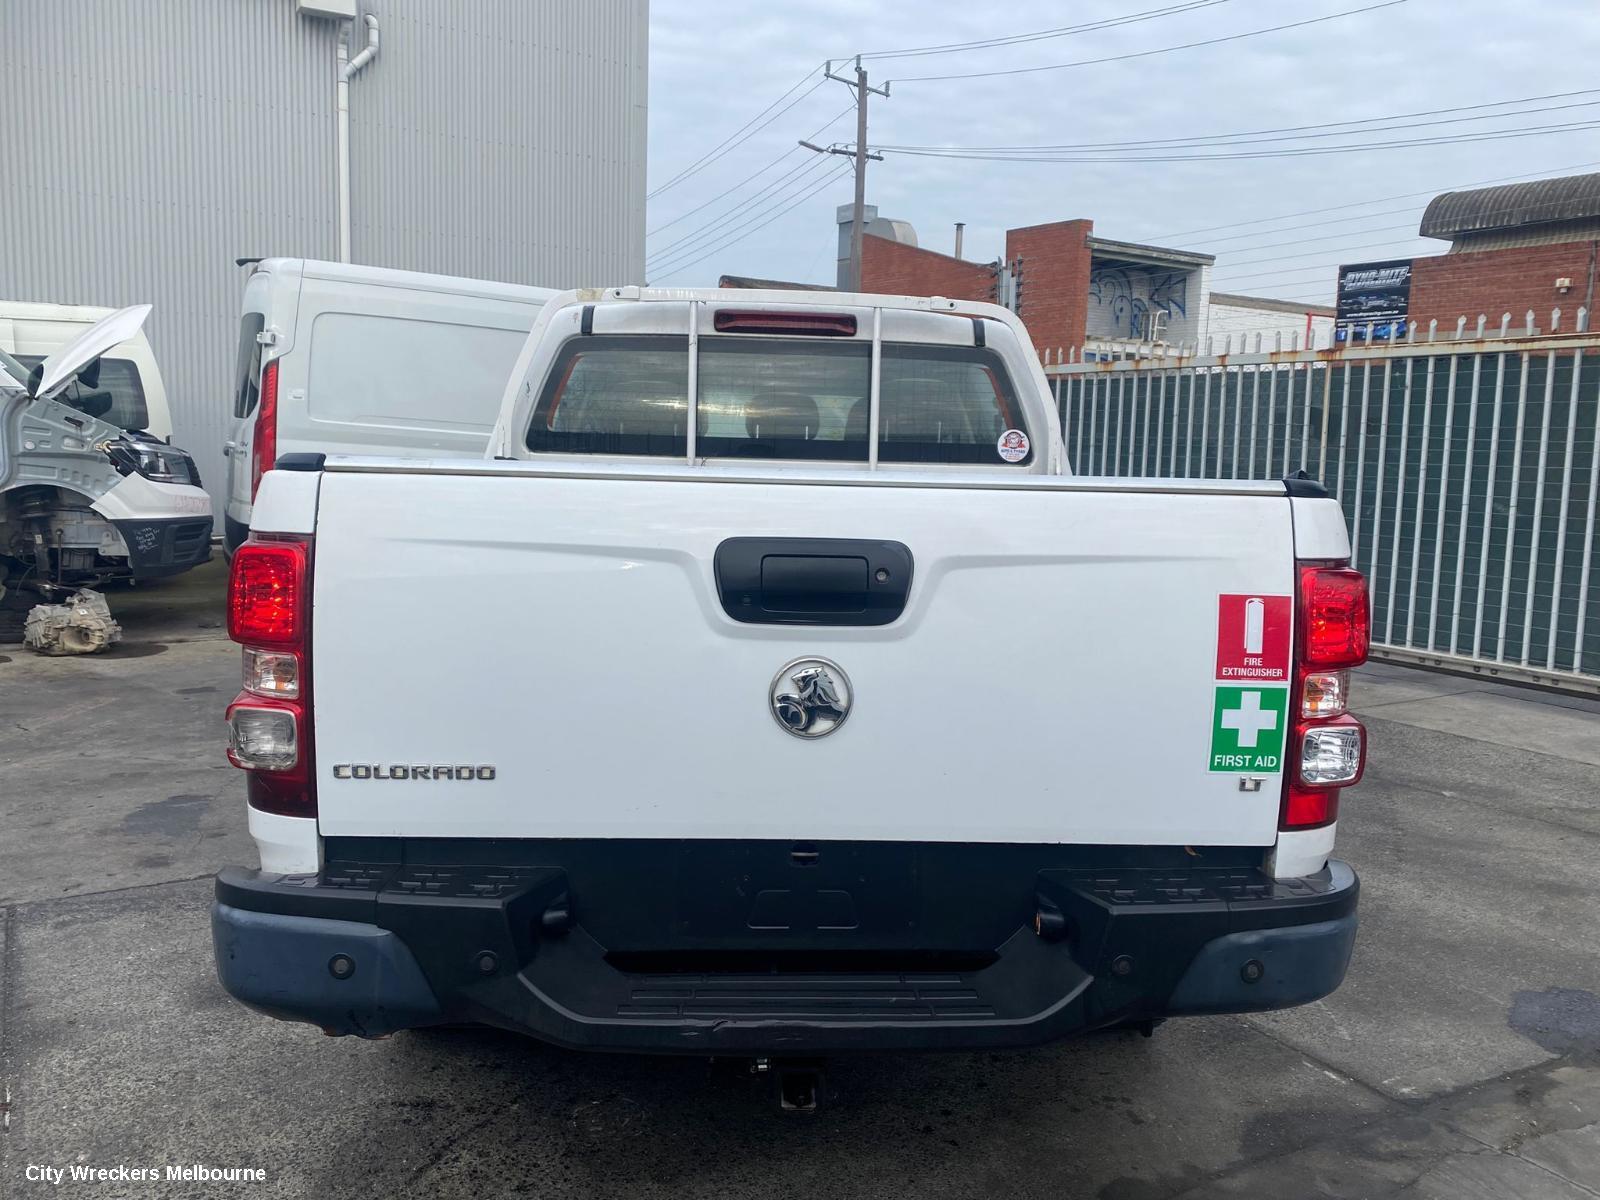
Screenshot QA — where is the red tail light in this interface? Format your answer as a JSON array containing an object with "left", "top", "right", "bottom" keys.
[
  {"left": 227, "top": 540, "right": 307, "bottom": 647},
  {"left": 1283, "top": 779, "right": 1340, "bottom": 828},
  {"left": 251, "top": 359, "right": 279, "bottom": 499},
  {"left": 1281, "top": 562, "right": 1369, "bottom": 830},
  {"left": 1299, "top": 566, "right": 1369, "bottom": 668},
  {"left": 226, "top": 536, "right": 315, "bottom": 818}
]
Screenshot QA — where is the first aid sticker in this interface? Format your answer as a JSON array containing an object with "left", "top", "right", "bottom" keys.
[
  {"left": 1215, "top": 594, "right": 1291, "bottom": 683},
  {"left": 1209, "top": 686, "right": 1289, "bottom": 773}
]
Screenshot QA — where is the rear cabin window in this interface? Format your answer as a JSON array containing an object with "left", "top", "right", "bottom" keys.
[
  {"left": 526, "top": 336, "right": 690, "bottom": 457},
  {"left": 879, "top": 343, "right": 1028, "bottom": 465},
  {"left": 16, "top": 354, "right": 150, "bottom": 432},
  {"left": 698, "top": 338, "right": 869, "bottom": 461},
  {"left": 525, "top": 333, "right": 1028, "bottom": 465}
]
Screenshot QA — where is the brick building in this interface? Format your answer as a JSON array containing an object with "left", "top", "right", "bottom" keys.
[
  {"left": 1336, "top": 173, "right": 1600, "bottom": 337},
  {"left": 1406, "top": 174, "right": 1600, "bottom": 331},
  {"left": 855, "top": 213, "right": 1218, "bottom": 358}
]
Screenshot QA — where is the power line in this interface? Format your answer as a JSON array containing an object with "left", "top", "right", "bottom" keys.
[
  {"left": 1203, "top": 183, "right": 1600, "bottom": 294},
  {"left": 1207, "top": 221, "right": 1420, "bottom": 261},
  {"left": 878, "top": 91, "right": 1600, "bottom": 153},
  {"left": 1210, "top": 256, "right": 1416, "bottom": 291},
  {"left": 1198, "top": 182, "right": 1600, "bottom": 262},
  {"left": 1207, "top": 193, "right": 1600, "bottom": 291},
  {"left": 647, "top": 148, "right": 802, "bottom": 238},
  {"left": 647, "top": 65, "right": 827, "bottom": 201},
  {"left": 1186, "top": 204, "right": 1426, "bottom": 248},
  {"left": 647, "top": 156, "right": 834, "bottom": 266},
  {"left": 1145, "top": 160, "right": 1600, "bottom": 242},
  {"left": 648, "top": 155, "right": 828, "bottom": 261},
  {"left": 887, "top": 1, "right": 1406, "bottom": 84},
  {"left": 647, "top": 4, "right": 1234, "bottom": 218},
  {"left": 648, "top": 161, "right": 851, "bottom": 275},
  {"left": 882, "top": 118, "right": 1600, "bottom": 163},
  {"left": 647, "top": 101, "right": 858, "bottom": 241},
  {"left": 1215, "top": 234, "right": 1432, "bottom": 273},
  {"left": 855, "top": 0, "right": 1237, "bottom": 61},
  {"left": 649, "top": 163, "right": 854, "bottom": 283},
  {"left": 648, "top": 161, "right": 836, "bottom": 272}
]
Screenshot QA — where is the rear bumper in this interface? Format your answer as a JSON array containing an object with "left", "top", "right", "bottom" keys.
[{"left": 212, "top": 841, "right": 1358, "bottom": 1054}]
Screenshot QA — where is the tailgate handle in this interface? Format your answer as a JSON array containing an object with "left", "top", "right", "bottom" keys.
[{"left": 715, "top": 538, "right": 913, "bottom": 626}]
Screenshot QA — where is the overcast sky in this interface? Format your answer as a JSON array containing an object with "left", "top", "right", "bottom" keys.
[{"left": 644, "top": 0, "right": 1600, "bottom": 304}]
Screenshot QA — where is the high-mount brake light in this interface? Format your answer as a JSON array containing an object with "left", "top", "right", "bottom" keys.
[
  {"left": 251, "top": 359, "right": 279, "bottom": 498},
  {"left": 1281, "top": 562, "right": 1369, "bottom": 830},
  {"left": 225, "top": 537, "right": 315, "bottom": 818},
  {"left": 713, "top": 310, "right": 857, "bottom": 337}
]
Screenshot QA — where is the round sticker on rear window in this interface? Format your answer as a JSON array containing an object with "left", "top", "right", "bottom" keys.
[{"left": 997, "top": 429, "right": 1030, "bottom": 463}]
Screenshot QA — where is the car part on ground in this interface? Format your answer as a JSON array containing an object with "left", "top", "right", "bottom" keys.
[{"left": 22, "top": 588, "right": 122, "bottom": 655}]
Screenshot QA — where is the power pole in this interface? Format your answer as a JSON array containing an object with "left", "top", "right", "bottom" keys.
[{"left": 800, "top": 57, "right": 887, "bottom": 292}]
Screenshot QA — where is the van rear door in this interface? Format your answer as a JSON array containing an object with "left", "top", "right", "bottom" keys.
[{"left": 224, "top": 267, "right": 280, "bottom": 550}]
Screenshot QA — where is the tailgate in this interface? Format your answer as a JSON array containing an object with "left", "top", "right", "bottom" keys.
[{"left": 311, "top": 469, "right": 1298, "bottom": 846}]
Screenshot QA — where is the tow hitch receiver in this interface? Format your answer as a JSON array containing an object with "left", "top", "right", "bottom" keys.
[{"left": 752, "top": 1057, "right": 826, "bottom": 1113}]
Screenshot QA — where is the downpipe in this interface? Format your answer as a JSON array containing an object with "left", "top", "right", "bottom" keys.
[{"left": 336, "top": 13, "right": 379, "bottom": 263}]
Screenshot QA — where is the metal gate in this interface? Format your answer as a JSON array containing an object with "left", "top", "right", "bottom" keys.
[{"left": 1048, "top": 320, "right": 1600, "bottom": 693}]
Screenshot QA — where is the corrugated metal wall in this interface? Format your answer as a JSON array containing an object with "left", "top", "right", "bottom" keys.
[{"left": 0, "top": 0, "right": 647, "bottom": 510}]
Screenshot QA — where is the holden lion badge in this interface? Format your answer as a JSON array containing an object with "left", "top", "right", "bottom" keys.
[{"left": 770, "top": 658, "right": 852, "bottom": 738}]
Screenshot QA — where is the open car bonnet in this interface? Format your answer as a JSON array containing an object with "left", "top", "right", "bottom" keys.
[{"left": 30, "top": 304, "right": 152, "bottom": 401}]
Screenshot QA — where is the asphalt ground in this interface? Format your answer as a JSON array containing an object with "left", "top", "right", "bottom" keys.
[{"left": 1, "top": 559, "right": 1597, "bottom": 1198}]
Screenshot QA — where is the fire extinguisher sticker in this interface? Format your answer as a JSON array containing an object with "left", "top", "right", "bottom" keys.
[{"left": 1215, "top": 594, "right": 1292, "bottom": 683}]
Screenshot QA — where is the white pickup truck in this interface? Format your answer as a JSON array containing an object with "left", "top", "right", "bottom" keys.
[{"left": 212, "top": 288, "right": 1368, "bottom": 1059}]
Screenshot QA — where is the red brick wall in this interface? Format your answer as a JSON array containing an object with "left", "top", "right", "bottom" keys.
[
  {"left": 1004, "top": 220, "right": 1094, "bottom": 355},
  {"left": 859, "top": 219, "right": 1098, "bottom": 351},
  {"left": 859, "top": 235, "right": 996, "bottom": 304},
  {"left": 1408, "top": 241, "right": 1600, "bottom": 331}
]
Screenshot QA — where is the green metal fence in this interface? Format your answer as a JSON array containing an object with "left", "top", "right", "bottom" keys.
[{"left": 1049, "top": 330, "right": 1600, "bottom": 692}]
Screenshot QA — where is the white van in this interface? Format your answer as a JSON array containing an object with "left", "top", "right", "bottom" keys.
[
  {"left": 224, "top": 259, "right": 556, "bottom": 553},
  {"left": 0, "top": 301, "right": 173, "bottom": 440}
]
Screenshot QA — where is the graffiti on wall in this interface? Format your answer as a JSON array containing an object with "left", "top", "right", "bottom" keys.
[{"left": 1088, "top": 267, "right": 1191, "bottom": 339}]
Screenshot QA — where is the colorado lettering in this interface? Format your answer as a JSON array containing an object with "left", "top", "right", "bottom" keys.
[{"left": 331, "top": 764, "right": 496, "bottom": 781}]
